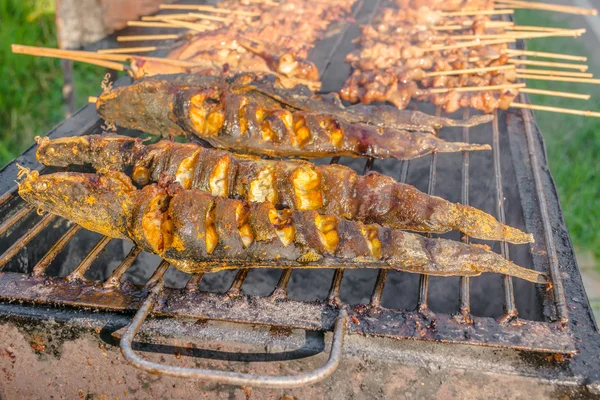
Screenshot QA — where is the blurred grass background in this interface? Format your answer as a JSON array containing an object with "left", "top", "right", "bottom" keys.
[{"left": 0, "top": 1, "right": 599, "bottom": 264}]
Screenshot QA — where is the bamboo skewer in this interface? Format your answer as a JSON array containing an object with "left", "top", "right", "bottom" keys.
[
  {"left": 504, "top": 49, "right": 587, "bottom": 62},
  {"left": 425, "top": 38, "right": 516, "bottom": 52},
  {"left": 495, "top": 0, "right": 597, "bottom": 16},
  {"left": 116, "top": 34, "right": 180, "bottom": 42},
  {"left": 515, "top": 68, "right": 593, "bottom": 78},
  {"left": 516, "top": 74, "right": 600, "bottom": 84},
  {"left": 98, "top": 46, "right": 159, "bottom": 54},
  {"left": 424, "top": 64, "right": 515, "bottom": 77},
  {"left": 510, "top": 103, "right": 600, "bottom": 117},
  {"left": 426, "top": 83, "right": 525, "bottom": 94},
  {"left": 12, "top": 44, "right": 211, "bottom": 69},
  {"left": 440, "top": 9, "right": 514, "bottom": 16},
  {"left": 519, "top": 88, "right": 590, "bottom": 100},
  {"left": 126, "top": 21, "right": 182, "bottom": 29},
  {"left": 436, "top": 29, "right": 585, "bottom": 41},
  {"left": 161, "top": 19, "right": 215, "bottom": 32},
  {"left": 509, "top": 59, "right": 589, "bottom": 71},
  {"left": 159, "top": 4, "right": 259, "bottom": 16},
  {"left": 432, "top": 21, "right": 514, "bottom": 31},
  {"left": 142, "top": 14, "right": 197, "bottom": 21},
  {"left": 187, "top": 12, "right": 228, "bottom": 22},
  {"left": 506, "top": 25, "right": 577, "bottom": 32}
]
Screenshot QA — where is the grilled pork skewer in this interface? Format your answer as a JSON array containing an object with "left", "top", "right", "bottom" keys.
[
  {"left": 36, "top": 135, "right": 533, "bottom": 244},
  {"left": 95, "top": 74, "right": 491, "bottom": 160},
  {"left": 17, "top": 169, "right": 547, "bottom": 283}
]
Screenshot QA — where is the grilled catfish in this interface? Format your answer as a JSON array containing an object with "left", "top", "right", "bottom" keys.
[
  {"left": 95, "top": 73, "right": 492, "bottom": 160},
  {"left": 37, "top": 135, "right": 533, "bottom": 244},
  {"left": 17, "top": 168, "right": 547, "bottom": 283}
]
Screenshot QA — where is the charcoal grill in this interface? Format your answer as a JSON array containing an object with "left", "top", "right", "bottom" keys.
[{"left": 1, "top": 0, "right": 600, "bottom": 398}]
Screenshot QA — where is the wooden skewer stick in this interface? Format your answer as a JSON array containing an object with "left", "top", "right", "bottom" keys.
[
  {"left": 432, "top": 21, "right": 513, "bottom": 31},
  {"left": 426, "top": 83, "right": 525, "bottom": 94},
  {"left": 425, "top": 38, "right": 515, "bottom": 52},
  {"left": 98, "top": 46, "right": 159, "bottom": 54},
  {"left": 88, "top": 96, "right": 98, "bottom": 103},
  {"left": 126, "top": 21, "right": 182, "bottom": 28},
  {"left": 507, "top": 25, "right": 577, "bottom": 32},
  {"left": 495, "top": 0, "right": 597, "bottom": 16},
  {"left": 13, "top": 44, "right": 130, "bottom": 62},
  {"left": 440, "top": 9, "right": 514, "bottom": 16},
  {"left": 159, "top": 4, "right": 259, "bottom": 16},
  {"left": 515, "top": 68, "right": 593, "bottom": 78},
  {"left": 187, "top": 12, "right": 228, "bottom": 22},
  {"left": 12, "top": 46, "right": 127, "bottom": 70},
  {"left": 509, "top": 59, "right": 588, "bottom": 71},
  {"left": 519, "top": 88, "right": 590, "bottom": 100},
  {"left": 424, "top": 64, "right": 515, "bottom": 77},
  {"left": 504, "top": 49, "right": 587, "bottom": 62},
  {"left": 116, "top": 34, "right": 180, "bottom": 42},
  {"left": 510, "top": 102, "right": 600, "bottom": 117},
  {"left": 162, "top": 19, "right": 215, "bottom": 32},
  {"left": 516, "top": 74, "right": 600, "bottom": 84},
  {"left": 437, "top": 29, "right": 585, "bottom": 41},
  {"left": 12, "top": 44, "right": 208, "bottom": 69},
  {"left": 142, "top": 14, "right": 197, "bottom": 21}
]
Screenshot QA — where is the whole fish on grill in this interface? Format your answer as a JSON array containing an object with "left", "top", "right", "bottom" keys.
[
  {"left": 95, "top": 73, "right": 492, "bottom": 160},
  {"left": 17, "top": 168, "right": 547, "bottom": 283},
  {"left": 36, "top": 135, "right": 533, "bottom": 244}
]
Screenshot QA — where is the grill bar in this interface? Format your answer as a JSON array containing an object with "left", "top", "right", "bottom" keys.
[
  {"left": 0, "top": 205, "right": 34, "bottom": 237},
  {"left": 104, "top": 245, "right": 143, "bottom": 288},
  {"left": 0, "top": 185, "right": 18, "bottom": 208},
  {"left": 0, "top": 213, "right": 56, "bottom": 270},
  {"left": 519, "top": 101, "right": 569, "bottom": 324},
  {"left": 459, "top": 109, "right": 472, "bottom": 321},
  {"left": 327, "top": 269, "right": 345, "bottom": 305},
  {"left": 185, "top": 273, "right": 204, "bottom": 291},
  {"left": 228, "top": 268, "right": 249, "bottom": 297},
  {"left": 492, "top": 111, "right": 518, "bottom": 320},
  {"left": 66, "top": 235, "right": 112, "bottom": 282},
  {"left": 33, "top": 224, "right": 82, "bottom": 277},
  {"left": 270, "top": 268, "right": 293, "bottom": 299}
]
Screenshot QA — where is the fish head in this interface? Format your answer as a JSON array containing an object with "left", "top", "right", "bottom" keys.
[{"left": 17, "top": 168, "right": 136, "bottom": 239}]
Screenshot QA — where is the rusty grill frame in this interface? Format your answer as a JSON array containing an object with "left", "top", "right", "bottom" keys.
[{"left": 0, "top": 0, "right": 595, "bottom": 382}]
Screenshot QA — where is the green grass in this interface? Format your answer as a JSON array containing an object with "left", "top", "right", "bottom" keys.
[
  {"left": 0, "top": 0, "right": 99, "bottom": 166},
  {"left": 514, "top": 9, "right": 600, "bottom": 262}
]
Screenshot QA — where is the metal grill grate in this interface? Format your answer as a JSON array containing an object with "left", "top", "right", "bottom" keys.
[{"left": 0, "top": 0, "right": 575, "bottom": 355}]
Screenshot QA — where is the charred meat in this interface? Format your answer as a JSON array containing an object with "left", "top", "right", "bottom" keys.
[
  {"left": 95, "top": 74, "right": 492, "bottom": 160},
  {"left": 17, "top": 169, "right": 547, "bottom": 283},
  {"left": 37, "top": 135, "right": 532, "bottom": 244}
]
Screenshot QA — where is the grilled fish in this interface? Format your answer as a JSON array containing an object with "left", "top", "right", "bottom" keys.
[
  {"left": 17, "top": 168, "right": 547, "bottom": 283},
  {"left": 95, "top": 73, "right": 492, "bottom": 160},
  {"left": 37, "top": 135, "right": 533, "bottom": 244}
]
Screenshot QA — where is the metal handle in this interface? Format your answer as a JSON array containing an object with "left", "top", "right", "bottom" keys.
[{"left": 119, "top": 280, "right": 348, "bottom": 388}]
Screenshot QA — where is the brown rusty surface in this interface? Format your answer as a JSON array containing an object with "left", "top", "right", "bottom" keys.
[
  {"left": 0, "top": 321, "right": 582, "bottom": 399},
  {"left": 0, "top": 272, "right": 575, "bottom": 354}
]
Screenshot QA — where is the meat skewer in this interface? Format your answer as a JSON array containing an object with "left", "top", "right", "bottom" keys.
[
  {"left": 16, "top": 168, "right": 547, "bottom": 283},
  {"left": 36, "top": 135, "right": 533, "bottom": 244},
  {"left": 95, "top": 74, "right": 492, "bottom": 160}
]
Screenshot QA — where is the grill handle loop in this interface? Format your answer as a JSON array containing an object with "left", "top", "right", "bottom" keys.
[{"left": 119, "top": 279, "right": 349, "bottom": 388}]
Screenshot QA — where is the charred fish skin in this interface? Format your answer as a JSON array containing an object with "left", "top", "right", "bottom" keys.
[
  {"left": 235, "top": 74, "right": 494, "bottom": 132},
  {"left": 36, "top": 135, "right": 534, "bottom": 244},
  {"left": 96, "top": 75, "right": 492, "bottom": 160},
  {"left": 17, "top": 170, "right": 547, "bottom": 284}
]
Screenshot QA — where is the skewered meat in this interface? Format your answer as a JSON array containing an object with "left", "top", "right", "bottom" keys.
[
  {"left": 95, "top": 74, "right": 491, "bottom": 160},
  {"left": 340, "top": 5, "right": 519, "bottom": 113},
  {"left": 36, "top": 135, "right": 533, "bottom": 244},
  {"left": 17, "top": 168, "right": 547, "bottom": 283}
]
